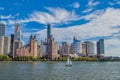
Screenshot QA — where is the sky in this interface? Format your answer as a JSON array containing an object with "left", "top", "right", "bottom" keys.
[{"left": 0, "top": 0, "right": 120, "bottom": 56}]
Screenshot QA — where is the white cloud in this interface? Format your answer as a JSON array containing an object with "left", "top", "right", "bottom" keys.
[
  {"left": 1, "top": 15, "right": 13, "bottom": 19},
  {"left": 88, "top": 0, "right": 100, "bottom": 7},
  {"left": 82, "top": 10, "right": 105, "bottom": 20},
  {"left": 33, "top": 8, "right": 120, "bottom": 56},
  {"left": 108, "top": 0, "right": 120, "bottom": 6},
  {"left": 83, "top": 0, "right": 100, "bottom": 13},
  {"left": 17, "top": 7, "right": 80, "bottom": 25},
  {"left": 83, "top": 8, "right": 93, "bottom": 13},
  {"left": 72, "top": 2, "right": 80, "bottom": 8}
]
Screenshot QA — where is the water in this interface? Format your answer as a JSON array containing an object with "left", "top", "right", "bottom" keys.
[{"left": 0, "top": 62, "right": 120, "bottom": 80}]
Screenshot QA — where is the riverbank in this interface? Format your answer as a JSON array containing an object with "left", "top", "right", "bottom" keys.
[{"left": 0, "top": 55, "right": 120, "bottom": 62}]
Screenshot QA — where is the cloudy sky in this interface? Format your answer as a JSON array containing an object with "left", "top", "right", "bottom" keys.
[{"left": 0, "top": 0, "right": 120, "bottom": 56}]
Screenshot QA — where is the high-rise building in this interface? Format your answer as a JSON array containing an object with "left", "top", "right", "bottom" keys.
[
  {"left": 47, "top": 35, "right": 59, "bottom": 60},
  {"left": 97, "top": 39, "right": 105, "bottom": 57},
  {"left": 4, "top": 36, "right": 11, "bottom": 55},
  {"left": 29, "top": 35, "right": 38, "bottom": 58},
  {"left": 82, "top": 41, "right": 94, "bottom": 56},
  {"left": 10, "top": 34, "right": 14, "bottom": 57},
  {"left": 70, "top": 44, "right": 74, "bottom": 54},
  {"left": 17, "top": 30, "right": 24, "bottom": 47},
  {"left": 86, "top": 41, "right": 94, "bottom": 56},
  {"left": 72, "top": 37, "right": 82, "bottom": 55},
  {"left": 13, "top": 23, "right": 24, "bottom": 58},
  {"left": 0, "top": 23, "right": 5, "bottom": 37},
  {"left": 61, "top": 42, "right": 69, "bottom": 56},
  {"left": 82, "top": 42, "right": 87, "bottom": 56},
  {"left": 0, "top": 36, "right": 4, "bottom": 54},
  {"left": 0, "top": 36, "right": 11, "bottom": 55},
  {"left": 16, "top": 35, "right": 38, "bottom": 58},
  {"left": 14, "top": 23, "right": 20, "bottom": 41},
  {"left": 47, "top": 24, "right": 51, "bottom": 39},
  {"left": 40, "top": 40, "right": 47, "bottom": 57}
]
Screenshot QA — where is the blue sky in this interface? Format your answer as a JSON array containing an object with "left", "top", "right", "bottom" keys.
[{"left": 0, "top": 0, "right": 120, "bottom": 56}]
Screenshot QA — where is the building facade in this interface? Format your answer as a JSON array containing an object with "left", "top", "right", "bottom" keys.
[
  {"left": 82, "top": 41, "right": 94, "bottom": 56},
  {"left": 4, "top": 36, "right": 11, "bottom": 55},
  {"left": 97, "top": 39, "right": 105, "bottom": 57},
  {"left": 13, "top": 23, "right": 25, "bottom": 58},
  {"left": 29, "top": 35, "right": 38, "bottom": 58},
  {"left": 0, "top": 23, "right": 5, "bottom": 37},
  {"left": 82, "top": 42, "right": 87, "bottom": 56},
  {"left": 72, "top": 37, "right": 82, "bottom": 55},
  {"left": 0, "top": 36, "right": 4, "bottom": 54},
  {"left": 0, "top": 36, "right": 11, "bottom": 55},
  {"left": 47, "top": 35, "right": 59, "bottom": 60},
  {"left": 86, "top": 41, "right": 94, "bottom": 56},
  {"left": 61, "top": 42, "right": 69, "bottom": 56},
  {"left": 40, "top": 40, "right": 47, "bottom": 57},
  {"left": 47, "top": 24, "right": 51, "bottom": 39},
  {"left": 16, "top": 35, "right": 38, "bottom": 58}
]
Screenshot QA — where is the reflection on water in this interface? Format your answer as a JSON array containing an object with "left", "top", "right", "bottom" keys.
[{"left": 0, "top": 62, "right": 120, "bottom": 80}]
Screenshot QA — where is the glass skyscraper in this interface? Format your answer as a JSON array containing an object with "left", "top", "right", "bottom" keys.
[
  {"left": 97, "top": 39, "right": 105, "bottom": 56},
  {"left": 72, "top": 39, "right": 81, "bottom": 55},
  {"left": 47, "top": 24, "right": 51, "bottom": 39},
  {"left": 0, "top": 23, "right": 5, "bottom": 37},
  {"left": 82, "top": 41, "right": 94, "bottom": 56}
]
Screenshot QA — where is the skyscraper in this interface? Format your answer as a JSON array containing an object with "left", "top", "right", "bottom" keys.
[
  {"left": 72, "top": 37, "right": 82, "bottom": 55},
  {"left": 16, "top": 35, "right": 38, "bottom": 58},
  {"left": 0, "top": 23, "right": 5, "bottom": 37},
  {"left": 82, "top": 41, "right": 94, "bottom": 56},
  {"left": 97, "top": 39, "right": 105, "bottom": 57},
  {"left": 47, "top": 24, "right": 51, "bottom": 39},
  {"left": 4, "top": 36, "right": 11, "bottom": 55},
  {"left": 13, "top": 23, "right": 25, "bottom": 58},
  {"left": 61, "top": 42, "right": 69, "bottom": 56},
  {"left": 40, "top": 40, "right": 47, "bottom": 57},
  {"left": 0, "top": 36, "right": 4, "bottom": 54},
  {"left": 14, "top": 23, "right": 20, "bottom": 41},
  {"left": 0, "top": 36, "right": 11, "bottom": 55},
  {"left": 47, "top": 35, "right": 59, "bottom": 60},
  {"left": 29, "top": 35, "right": 38, "bottom": 58},
  {"left": 18, "top": 31, "right": 24, "bottom": 47},
  {"left": 10, "top": 34, "right": 14, "bottom": 57},
  {"left": 82, "top": 42, "right": 87, "bottom": 56},
  {"left": 86, "top": 41, "right": 94, "bottom": 56}
]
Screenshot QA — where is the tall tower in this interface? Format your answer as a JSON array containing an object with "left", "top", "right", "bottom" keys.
[
  {"left": 0, "top": 36, "right": 11, "bottom": 55},
  {"left": 0, "top": 36, "right": 4, "bottom": 54},
  {"left": 13, "top": 23, "right": 20, "bottom": 58},
  {"left": 10, "top": 34, "right": 14, "bottom": 57},
  {"left": 82, "top": 42, "right": 87, "bottom": 56},
  {"left": 86, "top": 41, "right": 94, "bottom": 56},
  {"left": 72, "top": 37, "right": 82, "bottom": 55},
  {"left": 97, "top": 39, "right": 105, "bottom": 57},
  {"left": 29, "top": 35, "right": 38, "bottom": 58},
  {"left": 47, "top": 24, "right": 51, "bottom": 39},
  {"left": 47, "top": 35, "right": 59, "bottom": 60},
  {"left": 0, "top": 23, "right": 5, "bottom": 37},
  {"left": 61, "top": 42, "right": 69, "bottom": 56},
  {"left": 4, "top": 36, "right": 11, "bottom": 55},
  {"left": 14, "top": 23, "right": 20, "bottom": 41}
]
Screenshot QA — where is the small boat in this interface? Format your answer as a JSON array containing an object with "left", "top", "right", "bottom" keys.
[{"left": 65, "top": 56, "right": 72, "bottom": 67}]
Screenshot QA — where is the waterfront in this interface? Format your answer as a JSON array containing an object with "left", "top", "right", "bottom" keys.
[{"left": 0, "top": 62, "right": 120, "bottom": 80}]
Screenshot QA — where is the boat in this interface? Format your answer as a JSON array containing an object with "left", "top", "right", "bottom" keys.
[{"left": 65, "top": 56, "right": 72, "bottom": 67}]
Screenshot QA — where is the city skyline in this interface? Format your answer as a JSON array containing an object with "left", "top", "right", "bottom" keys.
[{"left": 0, "top": 0, "right": 120, "bottom": 56}]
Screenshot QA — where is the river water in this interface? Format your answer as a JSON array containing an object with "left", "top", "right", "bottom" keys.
[{"left": 0, "top": 61, "right": 120, "bottom": 80}]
